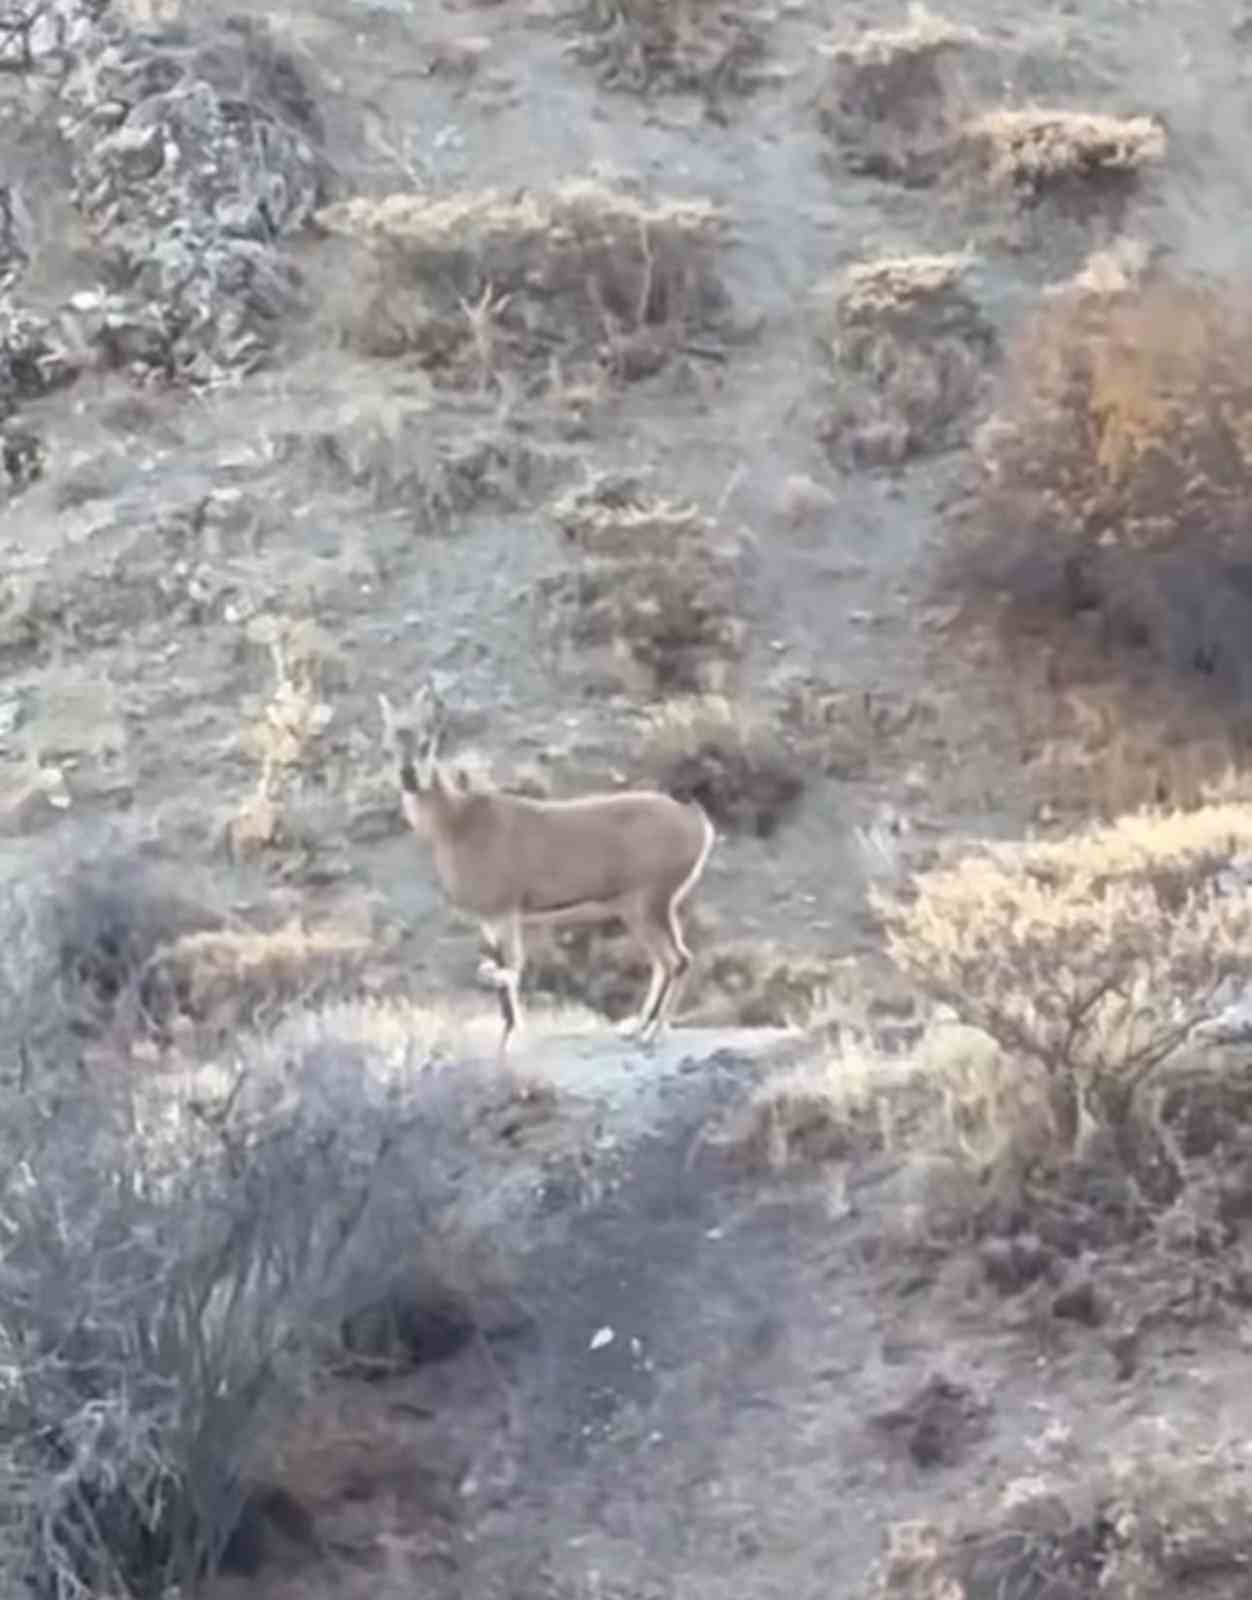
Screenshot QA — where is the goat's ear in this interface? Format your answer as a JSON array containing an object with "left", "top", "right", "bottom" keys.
[{"left": 378, "top": 692, "right": 397, "bottom": 741}]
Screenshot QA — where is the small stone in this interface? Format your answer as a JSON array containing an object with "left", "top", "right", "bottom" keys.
[{"left": 777, "top": 473, "right": 837, "bottom": 527}]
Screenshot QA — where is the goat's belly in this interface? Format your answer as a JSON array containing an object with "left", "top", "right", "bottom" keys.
[{"left": 520, "top": 893, "right": 631, "bottom": 926}]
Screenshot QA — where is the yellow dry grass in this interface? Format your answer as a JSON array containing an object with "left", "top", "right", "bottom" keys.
[
  {"left": 962, "top": 107, "right": 1166, "bottom": 195},
  {"left": 820, "top": 5, "right": 980, "bottom": 70},
  {"left": 875, "top": 803, "right": 1252, "bottom": 1135},
  {"left": 149, "top": 920, "right": 371, "bottom": 1038},
  {"left": 551, "top": 477, "right": 709, "bottom": 561},
  {"left": 832, "top": 252, "right": 974, "bottom": 321}
]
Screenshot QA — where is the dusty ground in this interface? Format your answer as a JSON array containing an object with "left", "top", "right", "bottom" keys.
[{"left": 6, "top": 0, "right": 1252, "bottom": 1595}]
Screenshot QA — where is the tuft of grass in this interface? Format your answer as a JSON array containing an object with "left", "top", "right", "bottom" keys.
[
  {"left": 637, "top": 696, "right": 806, "bottom": 837},
  {"left": 822, "top": 252, "right": 995, "bottom": 465},
  {"left": 314, "top": 179, "right": 730, "bottom": 390},
  {"left": 958, "top": 106, "right": 1166, "bottom": 207},
  {"left": 552, "top": 472, "right": 709, "bottom": 560}
]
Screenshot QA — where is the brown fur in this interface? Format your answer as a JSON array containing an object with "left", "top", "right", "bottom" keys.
[{"left": 379, "top": 690, "right": 715, "bottom": 1059}]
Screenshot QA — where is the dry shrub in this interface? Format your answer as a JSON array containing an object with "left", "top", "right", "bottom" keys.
[
  {"left": 958, "top": 107, "right": 1166, "bottom": 212},
  {"left": 867, "top": 1447, "right": 1252, "bottom": 1600},
  {"left": 818, "top": 6, "right": 985, "bottom": 184},
  {"left": 0, "top": 992, "right": 521, "bottom": 1597},
  {"left": 315, "top": 180, "right": 730, "bottom": 389},
  {"left": 712, "top": 1046, "right": 920, "bottom": 1172},
  {"left": 542, "top": 475, "right": 745, "bottom": 694},
  {"left": 566, "top": 0, "right": 773, "bottom": 97},
  {"left": 552, "top": 560, "right": 743, "bottom": 694},
  {"left": 0, "top": 825, "right": 229, "bottom": 1077},
  {"left": 552, "top": 470, "right": 711, "bottom": 558},
  {"left": 230, "top": 617, "right": 340, "bottom": 860},
  {"left": 950, "top": 269, "right": 1252, "bottom": 708},
  {"left": 636, "top": 696, "right": 805, "bottom": 837},
  {"left": 822, "top": 252, "right": 995, "bottom": 466},
  {"left": 874, "top": 804, "right": 1252, "bottom": 1217},
  {"left": 144, "top": 920, "right": 372, "bottom": 1046}
]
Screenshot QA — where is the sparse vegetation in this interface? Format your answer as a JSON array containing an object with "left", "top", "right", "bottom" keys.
[
  {"left": 566, "top": 0, "right": 774, "bottom": 96},
  {"left": 684, "top": 939, "right": 841, "bottom": 1028},
  {"left": 315, "top": 180, "right": 730, "bottom": 390},
  {"left": 866, "top": 1446, "right": 1252, "bottom": 1599},
  {"left": 277, "top": 399, "right": 551, "bottom": 531},
  {"left": 542, "top": 475, "right": 746, "bottom": 694},
  {"left": 719, "top": 1057, "right": 894, "bottom": 1170},
  {"left": 822, "top": 252, "right": 996, "bottom": 465}
]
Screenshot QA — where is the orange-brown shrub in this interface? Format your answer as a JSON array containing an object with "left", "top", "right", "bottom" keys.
[{"left": 949, "top": 271, "right": 1252, "bottom": 707}]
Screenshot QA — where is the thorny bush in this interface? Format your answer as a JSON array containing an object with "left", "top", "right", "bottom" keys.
[{"left": 874, "top": 804, "right": 1252, "bottom": 1199}]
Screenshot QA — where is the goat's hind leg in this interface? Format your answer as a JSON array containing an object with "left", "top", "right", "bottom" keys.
[
  {"left": 617, "top": 955, "right": 667, "bottom": 1043},
  {"left": 637, "top": 893, "right": 693, "bottom": 1046}
]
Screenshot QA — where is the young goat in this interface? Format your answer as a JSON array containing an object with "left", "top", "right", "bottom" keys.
[{"left": 379, "top": 687, "right": 715, "bottom": 1061}]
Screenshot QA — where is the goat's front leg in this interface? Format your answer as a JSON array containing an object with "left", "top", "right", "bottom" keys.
[{"left": 478, "top": 914, "right": 526, "bottom": 1063}]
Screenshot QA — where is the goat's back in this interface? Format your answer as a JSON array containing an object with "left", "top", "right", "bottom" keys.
[{"left": 435, "top": 788, "right": 711, "bottom": 917}]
